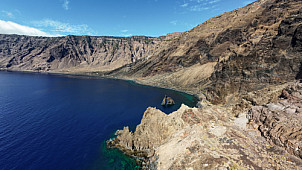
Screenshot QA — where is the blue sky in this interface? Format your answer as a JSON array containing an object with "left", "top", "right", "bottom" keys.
[{"left": 0, "top": 0, "right": 256, "bottom": 37}]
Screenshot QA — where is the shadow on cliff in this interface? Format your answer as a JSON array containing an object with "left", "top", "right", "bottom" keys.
[{"left": 296, "top": 62, "right": 302, "bottom": 80}]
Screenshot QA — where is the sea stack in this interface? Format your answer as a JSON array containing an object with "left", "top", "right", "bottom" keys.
[{"left": 161, "top": 95, "right": 175, "bottom": 106}]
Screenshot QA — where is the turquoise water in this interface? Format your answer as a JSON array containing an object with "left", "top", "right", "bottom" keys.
[{"left": 0, "top": 71, "right": 197, "bottom": 170}]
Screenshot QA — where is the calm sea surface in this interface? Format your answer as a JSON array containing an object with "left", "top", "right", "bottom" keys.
[{"left": 0, "top": 71, "right": 197, "bottom": 170}]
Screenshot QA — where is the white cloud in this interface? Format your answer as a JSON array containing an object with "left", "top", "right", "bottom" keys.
[
  {"left": 208, "top": 0, "right": 221, "bottom": 4},
  {"left": 119, "top": 33, "right": 132, "bottom": 37},
  {"left": 170, "top": 20, "right": 177, "bottom": 25},
  {"left": 121, "top": 29, "right": 128, "bottom": 33},
  {"left": 62, "top": 0, "right": 70, "bottom": 10},
  {"left": 181, "top": 3, "right": 189, "bottom": 7},
  {"left": 1, "top": 10, "right": 14, "bottom": 18},
  {"left": 32, "top": 19, "right": 95, "bottom": 35},
  {"left": 190, "top": 5, "right": 209, "bottom": 11},
  {"left": 0, "top": 20, "right": 54, "bottom": 36},
  {"left": 182, "top": 0, "right": 221, "bottom": 12}
]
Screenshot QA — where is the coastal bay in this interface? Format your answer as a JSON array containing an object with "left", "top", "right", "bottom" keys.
[{"left": 0, "top": 71, "right": 197, "bottom": 170}]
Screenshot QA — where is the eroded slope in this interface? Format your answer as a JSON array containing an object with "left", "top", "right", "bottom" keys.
[{"left": 107, "top": 0, "right": 302, "bottom": 104}]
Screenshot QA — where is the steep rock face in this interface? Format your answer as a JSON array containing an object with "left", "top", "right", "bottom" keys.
[
  {"left": 208, "top": 1, "right": 302, "bottom": 103},
  {"left": 107, "top": 0, "right": 302, "bottom": 104},
  {"left": 0, "top": 34, "right": 171, "bottom": 72},
  {"left": 110, "top": 106, "right": 187, "bottom": 155}
]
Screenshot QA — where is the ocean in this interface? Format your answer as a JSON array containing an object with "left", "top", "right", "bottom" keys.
[{"left": 0, "top": 71, "right": 197, "bottom": 170}]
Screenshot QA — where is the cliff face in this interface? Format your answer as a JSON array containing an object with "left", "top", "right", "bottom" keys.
[
  {"left": 208, "top": 0, "right": 302, "bottom": 103},
  {"left": 0, "top": 34, "right": 174, "bottom": 72},
  {"left": 107, "top": 0, "right": 302, "bottom": 104}
]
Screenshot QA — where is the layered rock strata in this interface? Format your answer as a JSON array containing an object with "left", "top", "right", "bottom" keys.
[{"left": 248, "top": 81, "right": 302, "bottom": 159}]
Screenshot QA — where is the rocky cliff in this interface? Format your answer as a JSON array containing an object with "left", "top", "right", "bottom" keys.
[
  {"left": 106, "top": 0, "right": 302, "bottom": 104},
  {"left": 109, "top": 81, "right": 302, "bottom": 169},
  {"left": 0, "top": 34, "right": 180, "bottom": 72}
]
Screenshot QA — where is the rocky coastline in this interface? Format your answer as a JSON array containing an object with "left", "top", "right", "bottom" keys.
[{"left": 108, "top": 81, "right": 302, "bottom": 169}]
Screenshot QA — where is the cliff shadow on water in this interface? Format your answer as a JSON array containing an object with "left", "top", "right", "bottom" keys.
[{"left": 125, "top": 79, "right": 199, "bottom": 109}]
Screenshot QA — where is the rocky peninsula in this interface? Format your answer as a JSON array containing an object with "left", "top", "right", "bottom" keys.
[{"left": 108, "top": 81, "right": 302, "bottom": 169}]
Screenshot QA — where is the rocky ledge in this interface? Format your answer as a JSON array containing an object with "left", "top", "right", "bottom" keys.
[{"left": 108, "top": 81, "right": 302, "bottom": 169}]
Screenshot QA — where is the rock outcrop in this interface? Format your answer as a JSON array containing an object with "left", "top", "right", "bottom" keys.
[
  {"left": 110, "top": 82, "right": 302, "bottom": 169},
  {"left": 248, "top": 81, "right": 302, "bottom": 159},
  {"left": 108, "top": 105, "right": 186, "bottom": 160}
]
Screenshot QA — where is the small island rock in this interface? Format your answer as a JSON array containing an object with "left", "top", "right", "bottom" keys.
[{"left": 161, "top": 95, "right": 175, "bottom": 106}]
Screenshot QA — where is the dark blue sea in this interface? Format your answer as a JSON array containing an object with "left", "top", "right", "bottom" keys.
[{"left": 0, "top": 71, "right": 197, "bottom": 170}]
